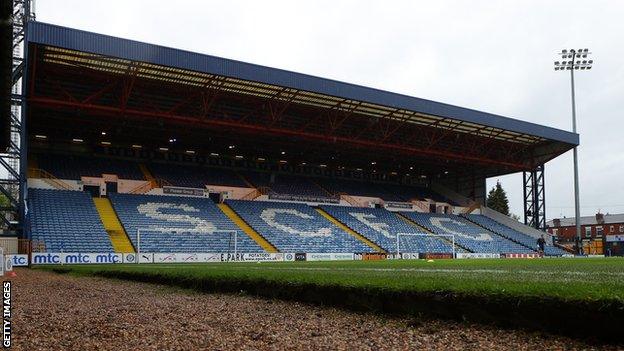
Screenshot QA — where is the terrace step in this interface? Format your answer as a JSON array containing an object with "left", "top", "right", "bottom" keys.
[
  {"left": 218, "top": 203, "right": 278, "bottom": 253},
  {"left": 315, "top": 208, "right": 386, "bottom": 253},
  {"left": 93, "top": 197, "right": 135, "bottom": 253}
]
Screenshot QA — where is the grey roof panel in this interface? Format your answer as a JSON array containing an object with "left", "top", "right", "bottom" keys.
[{"left": 27, "top": 21, "right": 579, "bottom": 146}]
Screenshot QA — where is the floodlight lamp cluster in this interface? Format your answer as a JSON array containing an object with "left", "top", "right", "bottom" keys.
[{"left": 554, "top": 48, "right": 593, "bottom": 71}]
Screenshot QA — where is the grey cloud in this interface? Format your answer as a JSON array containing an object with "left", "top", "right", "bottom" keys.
[{"left": 37, "top": 0, "right": 624, "bottom": 219}]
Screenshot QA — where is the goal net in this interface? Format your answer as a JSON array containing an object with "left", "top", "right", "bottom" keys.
[
  {"left": 135, "top": 228, "right": 240, "bottom": 262},
  {"left": 396, "top": 233, "right": 456, "bottom": 258}
]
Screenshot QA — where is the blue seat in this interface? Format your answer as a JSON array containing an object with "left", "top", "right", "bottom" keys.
[
  {"left": 315, "top": 178, "right": 456, "bottom": 204},
  {"left": 464, "top": 215, "right": 568, "bottom": 256},
  {"left": 316, "top": 179, "right": 403, "bottom": 201},
  {"left": 405, "top": 212, "right": 535, "bottom": 254},
  {"left": 149, "top": 163, "right": 248, "bottom": 188},
  {"left": 319, "top": 205, "right": 455, "bottom": 254},
  {"left": 109, "top": 193, "right": 263, "bottom": 253},
  {"left": 38, "top": 154, "right": 144, "bottom": 180},
  {"left": 29, "top": 189, "right": 113, "bottom": 252},
  {"left": 240, "top": 171, "right": 330, "bottom": 198},
  {"left": 227, "top": 200, "right": 373, "bottom": 253}
]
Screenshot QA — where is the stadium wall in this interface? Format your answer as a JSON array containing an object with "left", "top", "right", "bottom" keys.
[{"left": 81, "top": 177, "right": 148, "bottom": 195}]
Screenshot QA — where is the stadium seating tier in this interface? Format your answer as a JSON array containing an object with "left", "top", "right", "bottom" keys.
[
  {"left": 319, "top": 205, "right": 455, "bottom": 254},
  {"left": 38, "top": 154, "right": 144, "bottom": 180},
  {"left": 464, "top": 214, "right": 568, "bottom": 256},
  {"left": 404, "top": 212, "right": 535, "bottom": 254},
  {"left": 227, "top": 200, "right": 373, "bottom": 253},
  {"left": 149, "top": 163, "right": 249, "bottom": 188},
  {"left": 29, "top": 189, "right": 114, "bottom": 252},
  {"left": 109, "top": 193, "right": 263, "bottom": 253}
]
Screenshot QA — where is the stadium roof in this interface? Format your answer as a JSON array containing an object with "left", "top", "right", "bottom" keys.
[{"left": 24, "top": 22, "right": 579, "bottom": 177}]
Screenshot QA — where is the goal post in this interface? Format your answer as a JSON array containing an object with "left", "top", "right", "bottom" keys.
[
  {"left": 135, "top": 228, "right": 240, "bottom": 263},
  {"left": 396, "top": 233, "right": 456, "bottom": 258}
]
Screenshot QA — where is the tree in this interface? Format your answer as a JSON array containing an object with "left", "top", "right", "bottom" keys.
[
  {"left": 487, "top": 181, "right": 510, "bottom": 216},
  {"left": 0, "top": 193, "right": 9, "bottom": 208}
]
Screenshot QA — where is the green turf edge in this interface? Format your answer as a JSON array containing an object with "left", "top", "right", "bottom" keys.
[
  {"left": 43, "top": 265, "right": 624, "bottom": 344},
  {"left": 37, "top": 258, "right": 624, "bottom": 302}
]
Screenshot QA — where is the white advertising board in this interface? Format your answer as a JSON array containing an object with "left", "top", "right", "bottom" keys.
[
  {"left": 31, "top": 253, "right": 123, "bottom": 265},
  {"left": 5, "top": 255, "right": 28, "bottom": 267},
  {"left": 29, "top": 252, "right": 329, "bottom": 264},
  {"left": 305, "top": 253, "right": 355, "bottom": 261},
  {"left": 241, "top": 253, "right": 284, "bottom": 262},
  {"left": 400, "top": 253, "right": 419, "bottom": 260},
  {"left": 456, "top": 253, "right": 501, "bottom": 259}
]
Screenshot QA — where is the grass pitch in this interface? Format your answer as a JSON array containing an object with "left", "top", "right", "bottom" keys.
[
  {"left": 43, "top": 257, "right": 624, "bottom": 301},
  {"left": 42, "top": 257, "right": 624, "bottom": 342}
]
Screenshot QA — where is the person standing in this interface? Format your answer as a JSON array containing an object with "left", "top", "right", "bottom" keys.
[{"left": 537, "top": 235, "right": 546, "bottom": 256}]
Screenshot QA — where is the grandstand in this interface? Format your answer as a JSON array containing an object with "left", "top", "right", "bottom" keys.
[
  {"left": 5, "top": 21, "right": 578, "bottom": 258},
  {"left": 238, "top": 171, "right": 332, "bottom": 198},
  {"left": 149, "top": 162, "right": 249, "bottom": 188},
  {"left": 109, "top": 193, "right": 263, "bottom": 253},
  {"left": 227, "top": 200, "right": 372, "bottom": 253},
  {"left": 8, "top": 2, "right": 624, "bottom": 350},
  {"left": 320, "top": 205, "right": 456, "bottom": 254},
  {"left": 37, "top": 153, "right": 144, "bottom": 180},
  {"left": 464, "top": 214, "right": 568, "bottom": 256},
  {"left": 404, "top": 212, "right": 534, "bottom": 254},
  {"left": 29, "top": 189, "right": 113, "bottom": 252}
]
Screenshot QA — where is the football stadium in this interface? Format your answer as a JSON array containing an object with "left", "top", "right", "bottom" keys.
[{"left": 2, "top": 1, "right": 623, "bottom": 349}]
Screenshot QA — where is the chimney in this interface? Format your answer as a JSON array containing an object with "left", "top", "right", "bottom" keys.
[
  {"left": 553, "top": 218, "right": 561, "bottom": 227},
  {"left": 596, "top": 212, "right": 605, "bottom": 224}
]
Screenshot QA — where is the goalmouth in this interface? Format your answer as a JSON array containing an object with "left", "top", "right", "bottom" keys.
[
  {"left": 135, "top": 228, "right": 240, "bottom": 263},
  {"left": 396, "top": 233, "right": 456, "bottom": 258}
]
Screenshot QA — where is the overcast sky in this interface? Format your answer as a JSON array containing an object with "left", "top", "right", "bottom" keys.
[{"left": 35, "top": 0, "right": 624, "bottom": 220}]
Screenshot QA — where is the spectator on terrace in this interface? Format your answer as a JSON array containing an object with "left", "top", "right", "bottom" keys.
[{"left": 537, "top": 235, "right": 546, "bottom": 255}]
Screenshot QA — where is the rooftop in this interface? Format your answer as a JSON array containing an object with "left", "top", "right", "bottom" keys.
[
  {"left": 26, "top": 22, "right": 578, "bottom": 177},
  {"left": 547, "top": 214, "right": 624, "bottom": 227}
]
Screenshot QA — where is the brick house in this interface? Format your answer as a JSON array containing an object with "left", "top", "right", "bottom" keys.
[{"left": 546, "top": 213, "right": 624, "bottom": 255}]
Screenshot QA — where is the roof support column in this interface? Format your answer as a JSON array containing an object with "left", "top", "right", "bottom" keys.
[{"left": 523, "top": 164, "right": 546, "bottom": 231}]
